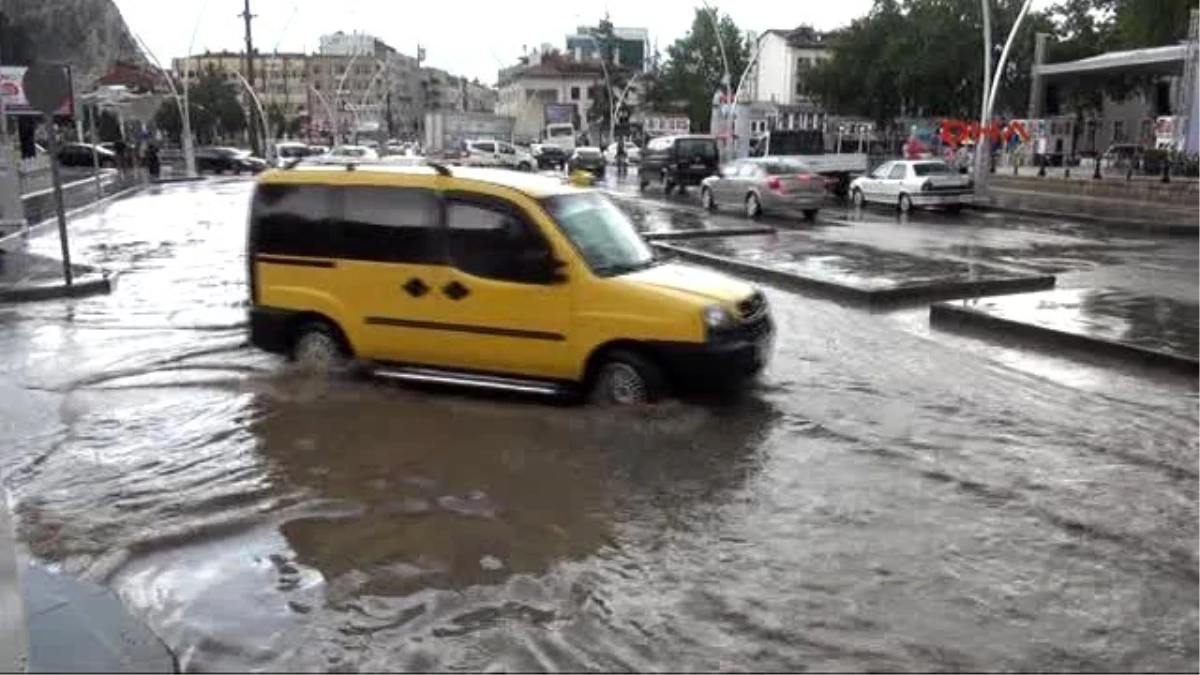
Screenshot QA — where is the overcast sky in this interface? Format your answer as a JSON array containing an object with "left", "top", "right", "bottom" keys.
[{"left": 113, "top": 0, "right": 878, "bottom": 84}]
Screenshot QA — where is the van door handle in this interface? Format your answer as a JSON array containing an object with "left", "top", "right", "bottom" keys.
[
  {"left": 441, "top": 281, "right": 470, "bottom": 301},
  {"left": 402, "top": 277, "right": 429, "bottom": 297}
]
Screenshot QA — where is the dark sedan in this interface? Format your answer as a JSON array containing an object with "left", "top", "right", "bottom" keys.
[
  {"left": 534, "top": 144, "right": 568, "bottom": 170},
  {"left": 195, "top": 147, "right": 268, "bottom": 174},
  {"left": 567, "top": 147, "right": 606, "bottom": 176},
  {"left": 56, "top": 143, "right": 118, "bottom": 168}
]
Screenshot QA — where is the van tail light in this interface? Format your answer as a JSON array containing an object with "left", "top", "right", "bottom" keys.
[{"left": 766, "top": 176, "right": 783, "bottom": 192}]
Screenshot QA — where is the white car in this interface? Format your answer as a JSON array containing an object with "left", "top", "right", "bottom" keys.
[
  {"left": 604, "top": 141, "right": 641, "bottom": 164},
  {"left": 849, "top": 159, "right": 974, "bottom": 212},
  {"left": 462, "top": 139, "right": 535, "bottom": 171},
  {"left": 323, "top": 145, "right": 379, "bottom": 163}
]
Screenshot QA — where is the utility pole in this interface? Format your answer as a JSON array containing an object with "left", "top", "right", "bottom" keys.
[{"left": 241, "top": 0, "right": 260, "bottom": 156}]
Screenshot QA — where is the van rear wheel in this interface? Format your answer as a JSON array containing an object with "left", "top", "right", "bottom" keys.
[
  {"left": 590, "top": 350, "right": 666, "bottom": 405},
  {"left": 291, "top": 320, "right": 349, "bottom": 373}
]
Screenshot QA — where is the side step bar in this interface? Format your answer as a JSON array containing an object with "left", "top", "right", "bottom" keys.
[{"left": 372, "top": 365, "right": 569, "bottom": 396}]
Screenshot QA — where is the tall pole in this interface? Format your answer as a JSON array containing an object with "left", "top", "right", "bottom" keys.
[
  {"left": 241, "top": 0, "right": 260, "bottom": 156},
  {"left": 974, "top": 0, "right": 993, "bottom": 196}
]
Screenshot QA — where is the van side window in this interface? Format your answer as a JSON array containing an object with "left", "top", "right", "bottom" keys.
[
  {"left": 252, "top": 184, "right": 335, "bottom": 258},
  {"left": 337, "top": 186, "right": 442, "bottom": 263},
  {"left": 445, "top": 199, "right": 552, "bottom": 284}
]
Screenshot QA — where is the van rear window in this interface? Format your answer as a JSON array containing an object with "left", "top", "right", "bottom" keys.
[{"left": 677, "top": 138, "right": 717, "bottom": 159}]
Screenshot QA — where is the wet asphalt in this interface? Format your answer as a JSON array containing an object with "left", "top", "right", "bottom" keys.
[{"left": 0, "top": 177, "right": 1195, "bottom": 672}]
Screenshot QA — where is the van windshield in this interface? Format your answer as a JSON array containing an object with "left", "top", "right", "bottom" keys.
[{"left": 541, "top": 193, "right": 655, "bottom": 276}]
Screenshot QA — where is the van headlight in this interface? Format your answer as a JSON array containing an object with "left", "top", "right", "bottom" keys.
[{"left": 703, "top": 305, "right": 735, "bottom": 330}]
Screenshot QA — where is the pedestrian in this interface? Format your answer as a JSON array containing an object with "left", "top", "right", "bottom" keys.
[
  {"left": 112, "top": 138, "right": 128, "bottom": 173},
  {"left": 145, "top": 143, "right": 161, "bottom": 181},
  {"left": 616, "top": 140, "right": 627, "bottom": 178}
]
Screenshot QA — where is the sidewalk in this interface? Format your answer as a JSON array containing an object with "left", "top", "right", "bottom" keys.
[{"left": 0, "top": 250, "right": 113, "bottom": 302}]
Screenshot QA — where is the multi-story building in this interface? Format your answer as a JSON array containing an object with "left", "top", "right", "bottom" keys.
[
  {"left": 565, "top": 26, "right": 651, "bottom": 72},
  {"left": 744, "top": 26, "right": 835, "bottom": 133},
  {"left": 496, "top": 46, "right": 607, "bottom": 142},
  {"left": 172, "top": 51, "right": 309, "bottom": 134},
  {"left": 316, "top": 31, "right": 423, "bottom": 139}
]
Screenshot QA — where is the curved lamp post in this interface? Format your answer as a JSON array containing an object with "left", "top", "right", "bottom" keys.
[
  {"left": 975, "top": 0, "right": 1034, "bottom": 195},
  {"left": 230, "top": 70, "right": 274, "bottom": 162}
]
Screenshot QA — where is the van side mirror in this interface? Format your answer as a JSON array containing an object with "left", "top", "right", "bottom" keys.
[{"left": 517, "top": 249, "right": 568, "bottom": 284}]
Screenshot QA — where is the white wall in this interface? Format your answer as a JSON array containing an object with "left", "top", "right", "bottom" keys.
[
  {"left": 752, "top": 34, "right": 791, "bottom": 104},
  {"left": 497, "top": 73, "right": 601, "bottom": 139}
]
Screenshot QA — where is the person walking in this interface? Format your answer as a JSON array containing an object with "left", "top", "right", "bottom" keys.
[
  {"left": 615, "top": 140, "right": 627, "bottom": 179},
  {"left": 145, "top": 143, "right": 161, "bottom": 181}
]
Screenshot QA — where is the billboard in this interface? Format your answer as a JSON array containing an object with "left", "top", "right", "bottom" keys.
[
  {"left": 544, "top": 103, "right": 575, "bottom": 127},
  {"left": 0, "top": 66, "right": 74, "bottom": 116}
]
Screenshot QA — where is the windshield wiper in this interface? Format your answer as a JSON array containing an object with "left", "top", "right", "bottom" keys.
[{"left": 593, "top": 258, "right": 658, "bottom": 276}]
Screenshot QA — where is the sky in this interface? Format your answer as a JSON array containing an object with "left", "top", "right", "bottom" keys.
[{"left": 113, "top": 0, "right": 877, "bottom": 85}]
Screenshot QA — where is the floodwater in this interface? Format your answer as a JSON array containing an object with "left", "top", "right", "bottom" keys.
[{"left": 0, "top": 180, "right": 1196, "bottom": 672}]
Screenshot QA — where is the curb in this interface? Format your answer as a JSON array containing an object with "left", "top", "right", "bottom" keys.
[
  {"left": 151, "top": 176, "right": 207, "bottom": 185},
  {"left": 654, "top": 242, "right": 1056, "bottom": 308},
  {"left": 643, "top": 226, "right": 776, "bottom": 242},
  {"left": 976, "top": 200, "right": 1198, "bottom": 237},
  {"left": 0, "top": 271, "right": 118, "bottom": 303},
  {"left": 929, "top": 301, "right": 1199, "bottom": 376},
  {"left": 27, "top": 184, "right": 145, "bottom": 237}
]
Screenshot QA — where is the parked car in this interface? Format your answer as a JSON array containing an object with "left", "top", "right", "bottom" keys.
[
  {"left": 639, "top": 135, "right": 720, "bottom": 194},
  {"left": 1101, "top": 144, "right": 1144, "bottom": 169},
  {"left": 195, "top": 146, "right": 269, "bottom": 174},
  {"left": 700, "top": 158, "right": 825, "bottom": 220},
  {"left": 247, "top": 164, "right": 774, "bottom": 404},
  {"left": 324, "top": 145, "right": 378, "bottom": 162},
  {"left": 849, "top": 159, "right": 973, "bottom": 212},
  {"left": 461, "top": 139, "right": 534, "bottom": 171},
  {"left": 567, "top": 147, "right": 606, "bottom": 176},
  {"left": 604, "top": 141, "right": 641, "bottom": 164},
  {"left": 532, "top": 143, "right": 568, "bottom": 170},
  {"left": 56, "top": 143, "right": 118, "bottom": 168},
  {"left": 275, "top": 141, "right": 312, "bottom": 166}
]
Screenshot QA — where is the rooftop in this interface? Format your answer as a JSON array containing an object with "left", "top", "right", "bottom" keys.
[
  {"left": 760, "top": 26, "right": 832, "bottom": 49},
  {"left": 260, "top": 163, "right": 584, "bottom": 199},
  {"left": 1037, "top": 43, "right": 1188, "bottom": 77}
]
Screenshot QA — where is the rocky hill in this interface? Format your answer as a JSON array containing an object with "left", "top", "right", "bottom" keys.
[{"left": 1, "top": 0, "right": 146, "bottom": 86}]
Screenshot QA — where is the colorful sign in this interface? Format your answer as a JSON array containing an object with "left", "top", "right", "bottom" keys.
[
  {"left": 0, "top": 66, "right": 74, "bottom": 116},
  {"left": 940, "top": 118, "right": 1029, "bottom": 148}
]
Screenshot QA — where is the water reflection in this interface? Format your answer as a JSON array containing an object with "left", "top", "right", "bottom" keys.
[{"left": 249, "top": 379, "right": 780, "bottom": 593}]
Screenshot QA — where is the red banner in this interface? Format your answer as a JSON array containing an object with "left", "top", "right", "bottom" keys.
[{"left": 940, "top": 119, "right": 1029, "bottom": 147}]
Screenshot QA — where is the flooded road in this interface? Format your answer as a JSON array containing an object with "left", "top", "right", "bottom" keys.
[{"left": 0, "top": 180, "right": 1196, "bottom": 672}]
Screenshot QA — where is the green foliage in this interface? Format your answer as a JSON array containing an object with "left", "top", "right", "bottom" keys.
[
  {"left": 1110, "top": 0, "right": 1194, "bottom": 48},
  {"left": 154, "top": 66, "right": 246, "bottom": 145},
  {"left": 656, "top": 8, "right": 750, "bottom": 132},
  {"left": 805, "top": 0, "right": 1053, "bottom": 127}
]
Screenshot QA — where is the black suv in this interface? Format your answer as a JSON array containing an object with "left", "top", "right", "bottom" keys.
[{"left": 638, "top": 135, "right": 720, "bottom": 194}]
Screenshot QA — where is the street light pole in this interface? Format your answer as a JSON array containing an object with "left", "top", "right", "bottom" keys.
[
  {"left": 701, "top": 2, "right": 733, "bottom": 156},
  {"left": 976, "top": 0, "right": 1035, "bottom": 194},
  {"left": 974, "top": 0, "right": 993, "bottom": 195}
]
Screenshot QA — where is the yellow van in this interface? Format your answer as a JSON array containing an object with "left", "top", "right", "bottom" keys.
[{"left": 247, "top": 162, "right": 774, "bottom": 404}]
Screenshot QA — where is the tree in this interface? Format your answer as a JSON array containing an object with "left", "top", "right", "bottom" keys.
[
  {"left": 1110, "top": 0, "right": 1194, "bottom": 48},
  {"left": 805, "top": 0, "right": 1053, "bottom": 131},
  {"left": 154, "top": 66, "right": 246, "bottom": 145},
  {"left": 656, "top": 8, "right": 751, "bottom": 132}
]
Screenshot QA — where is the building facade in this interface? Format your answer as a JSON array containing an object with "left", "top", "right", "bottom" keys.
[
  {"left": 496, "top": 47, "right": 606, "bottom": 142},
  {"left": 744, "top": 26, "right": 834, "bottom": 133},
  {"left": 172, "top": 51, "right": 309, "bottom": 133},
  {"left": 565, "top": 26, "right": 651, "bottom": 72}
]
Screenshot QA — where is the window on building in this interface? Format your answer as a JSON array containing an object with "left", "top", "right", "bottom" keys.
[
  {"left": 1113, "top": 120, "right": 1126, "bottom": 142},
  {"left": 570, "top": 86, "right": 580, "bottom": 101}
]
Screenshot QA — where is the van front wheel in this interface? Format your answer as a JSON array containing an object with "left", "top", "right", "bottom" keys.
[
  {"left": 291, "top": 320, "right": 349, "bottom": 373},
  {"left": 590, "top": 350, "right": 666, "bottom": 405}
]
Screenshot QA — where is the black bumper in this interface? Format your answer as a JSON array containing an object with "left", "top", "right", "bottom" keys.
[
  {"left": 667, "top": 168, "right": 716, "bottom": 186},
  {"left": 249, "top": 306, "right": 296, "bottom": 355},
  {"left": 651, "top": 331, "right": 772, "bottom": 392}
]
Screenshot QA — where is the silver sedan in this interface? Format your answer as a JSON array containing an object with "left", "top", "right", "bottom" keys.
[{"left": 700, "top": 158, "right": 826, "bottom": 220}]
